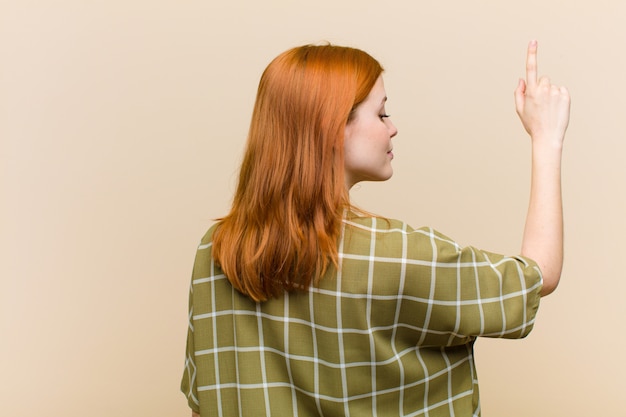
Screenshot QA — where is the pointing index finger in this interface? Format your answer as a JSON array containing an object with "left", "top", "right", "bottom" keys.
[{"left": 526, "top": 40, "right": 538, "bottom": 87}]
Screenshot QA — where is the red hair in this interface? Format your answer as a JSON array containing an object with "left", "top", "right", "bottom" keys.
[{"left": 212, "top": 44, "right": 383, "bottom": 301}]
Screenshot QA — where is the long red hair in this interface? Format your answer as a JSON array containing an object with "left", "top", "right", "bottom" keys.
[{"left": 212, "top": 44, "right": 383, "bottom": 301}]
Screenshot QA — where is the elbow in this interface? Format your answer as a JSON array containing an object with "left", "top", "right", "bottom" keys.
[
  {"left": 524, "top": 254, "right": 562, "bottom": 297},
  {"left": 539, "top": 271, "right": 561, "bottom": 297},
  {"left": 540, "top": 280, "right": 558, "bottom": 296}
]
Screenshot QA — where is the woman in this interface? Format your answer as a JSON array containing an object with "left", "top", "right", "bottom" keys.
[{"left": 182, "top": 41, "right": 570, "bottom": 416}]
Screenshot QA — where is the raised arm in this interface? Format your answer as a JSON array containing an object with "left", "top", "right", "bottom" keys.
[{"left": 514, "top": 40, "right": 570, "bottom": 296}]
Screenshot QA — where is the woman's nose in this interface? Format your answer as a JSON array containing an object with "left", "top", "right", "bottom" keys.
[{"left": 388, "top": 120, "right": 398, "bottom": 138}]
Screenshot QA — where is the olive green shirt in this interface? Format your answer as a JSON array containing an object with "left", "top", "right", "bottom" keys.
[{"left": 181, "top": 215, "right": 542, "bottom": 416}]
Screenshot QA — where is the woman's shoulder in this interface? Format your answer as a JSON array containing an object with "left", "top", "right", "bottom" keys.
[
  {"left": 344, "top": 214, "right": 460, "bottom": 247},
  {"left": 344, "top": 213, "right": 428, "bottom": 234},
  {"left": 198, "top": 222, "right": 220, "bottom": 246}
]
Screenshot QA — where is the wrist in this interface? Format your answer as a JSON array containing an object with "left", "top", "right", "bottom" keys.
[
  {"left": 530, "top": 132, "right": 565, "bottom": 151},
  {"left": 531, "top": 138, "right": 564, "bottom": 160}
]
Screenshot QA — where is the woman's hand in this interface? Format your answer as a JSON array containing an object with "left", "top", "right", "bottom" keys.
[{"left": 514, "top": 40, "right": 570, "bottom": 147}]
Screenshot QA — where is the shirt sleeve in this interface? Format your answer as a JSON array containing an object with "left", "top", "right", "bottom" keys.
[
  {"left": 180, "top": 283, "right": 200, "bottom": 413},
  {"left": 403, "top": 227, "right": 543, "bottom": 344}
]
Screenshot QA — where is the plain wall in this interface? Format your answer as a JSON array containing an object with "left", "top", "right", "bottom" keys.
[{"left": 2, "top": 1, "right": 624, "bottom": 415}]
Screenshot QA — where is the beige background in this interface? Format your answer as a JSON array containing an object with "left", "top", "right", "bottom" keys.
[{"left": 1, "top": 0, "right": 623, "bottom": 415}]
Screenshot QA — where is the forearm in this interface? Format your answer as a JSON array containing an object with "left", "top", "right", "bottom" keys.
[{"left": 521, "top": 141, "right": 563, "bottom": 296}]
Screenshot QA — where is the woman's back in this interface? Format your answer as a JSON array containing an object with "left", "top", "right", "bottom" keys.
[{"left": 182, "top": 215, "right": 542, "bottom": 416}]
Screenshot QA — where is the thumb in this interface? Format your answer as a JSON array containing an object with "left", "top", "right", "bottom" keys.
[{"left": 514, "top": 78, "right": 526, "bottom": 114}]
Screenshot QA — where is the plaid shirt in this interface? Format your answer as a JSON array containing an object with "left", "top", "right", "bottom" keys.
[{"left": 181, "top": 215, "right": 542, "bottom": 416}]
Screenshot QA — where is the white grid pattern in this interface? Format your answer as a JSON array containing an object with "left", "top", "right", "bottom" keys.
[{"left": 181, "top": 215, "right": 543, "bottom": 416}]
